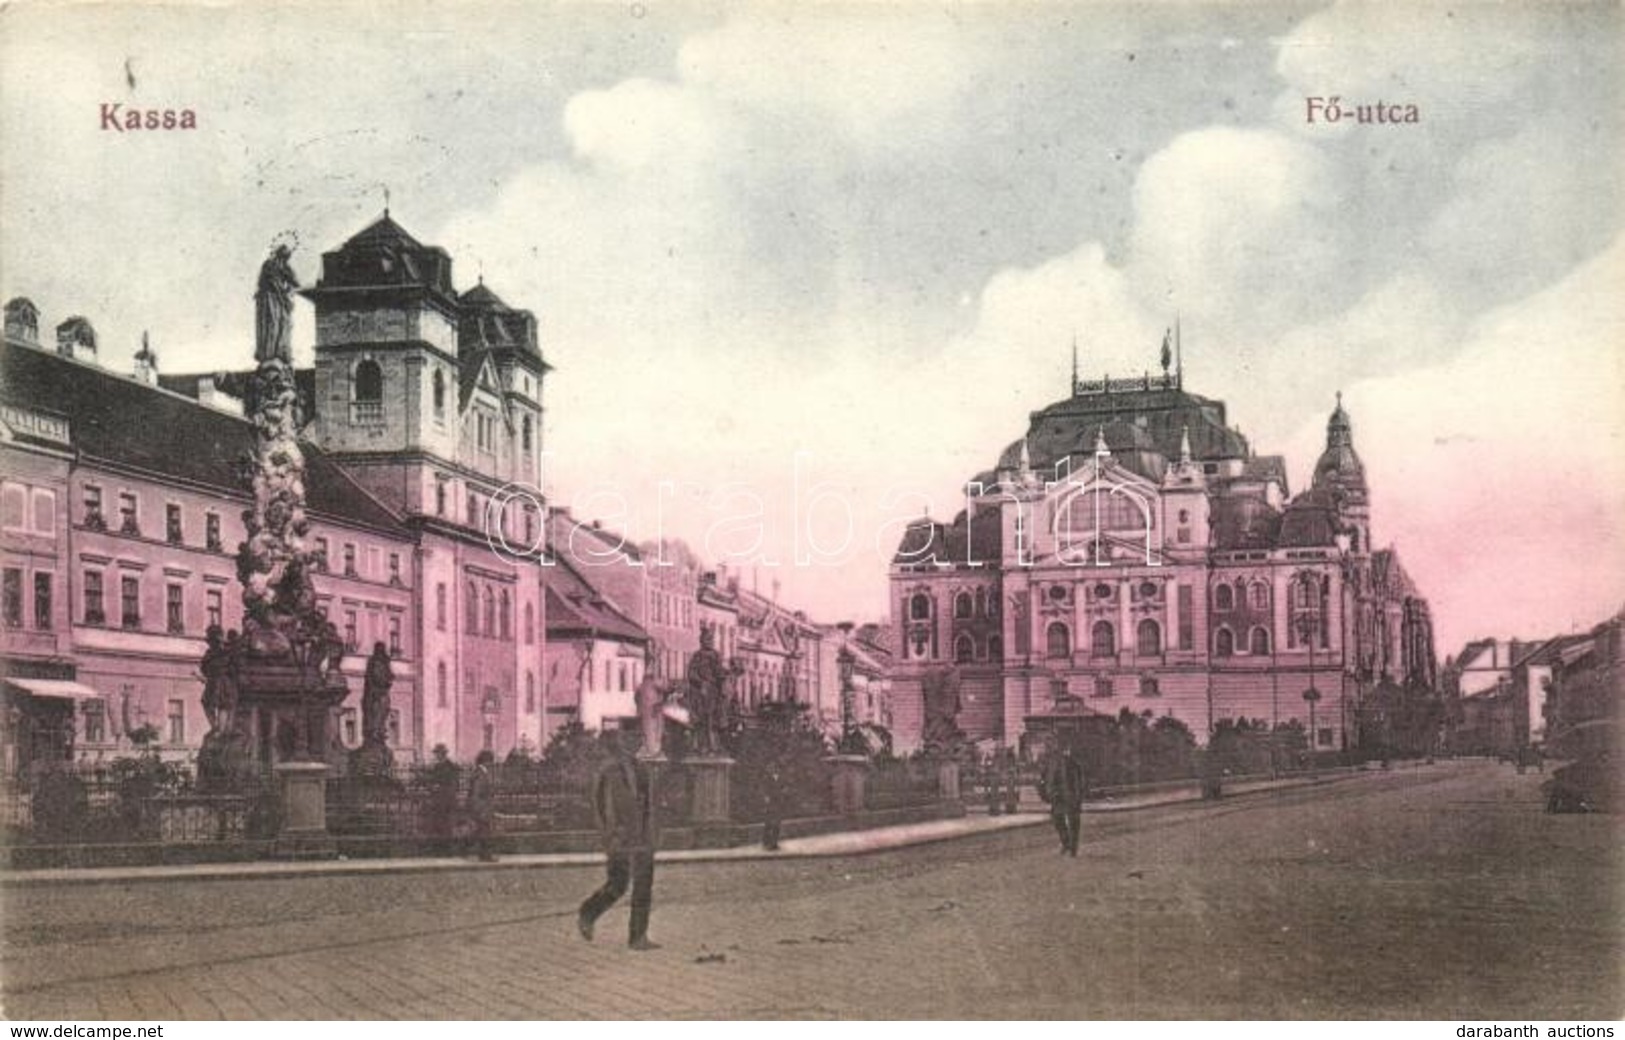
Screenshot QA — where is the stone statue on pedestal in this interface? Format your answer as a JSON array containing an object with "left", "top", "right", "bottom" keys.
[{"left": 683, "top": 626, "right": 731, "bottom": 757}]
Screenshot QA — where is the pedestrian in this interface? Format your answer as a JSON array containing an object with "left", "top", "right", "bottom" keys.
[
  {"left": 1001, "top": 747, "right": 1021, "bottom": 815},
  {"left": 578, "top": 728, "right": 660, "bottom": 950},
  {"left": 1040, "top": 743, "right": 1087, "bottom": 857},
  {"left": 984, "top": 751, "right": 1004, "bottom": 816},
  {"left": 466, "top": 749, "right": 498, "bottom": 863}
]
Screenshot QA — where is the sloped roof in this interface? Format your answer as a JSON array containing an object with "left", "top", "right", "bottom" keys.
[
  {"left": 1211, "top": 494, "right": 1282, "bottom": 550},
  {"left": 0, "top": 339, "right": 404, "bottom": 534},
  {"left": 893, "top": 507, "right": 1002, "bottom": 565},
  {"left": 542, "top": 553, "right": 648, "bottom": 644}
]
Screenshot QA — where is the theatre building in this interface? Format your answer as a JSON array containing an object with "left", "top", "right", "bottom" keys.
[{"left": 888, "top": 347, "right": 1437, "bottom": 755}]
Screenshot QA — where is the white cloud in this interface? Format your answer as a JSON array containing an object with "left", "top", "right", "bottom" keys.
[{"left": 1281, "top": 233, "right": 1625, "bottom": 652}]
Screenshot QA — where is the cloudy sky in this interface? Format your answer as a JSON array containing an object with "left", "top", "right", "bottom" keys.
[{"left": 3, "top": 1, "right": 1621, "bottom": 654}]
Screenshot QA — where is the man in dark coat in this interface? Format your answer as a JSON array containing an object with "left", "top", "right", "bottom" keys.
[
  {"left": 578, "top": 729, "right": 659, "bottom": 950},
  {"left": 466, "top": 749, "right": 497, "bottom": 863},
  {"left": 1041, "top": 743, "right": 1087, "bottom": 857}
]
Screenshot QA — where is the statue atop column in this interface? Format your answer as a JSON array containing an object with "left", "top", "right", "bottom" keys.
[
  {"left": 199, "top": 239, "right": 352, "bottom": 790},
  {"left": 255, "top": 242, "right": 299, "bottom": 365}
]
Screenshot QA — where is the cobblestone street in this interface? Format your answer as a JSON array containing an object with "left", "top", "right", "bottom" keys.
[{"left": 3, "top": 760, "right": 1617, "bottom": 1020}]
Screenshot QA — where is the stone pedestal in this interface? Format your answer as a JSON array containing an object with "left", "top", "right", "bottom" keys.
[
  {"left": 684, "top": 756, "right": 734, "bottom": 824},
  {"left": 272, "top": 760, "right": 336, "bottom": 859},
  {"left": 827, "top": 754, "right": 870, "bottom": 816},
  {"left": 936, "top": 759, "right": 961, "bottom": 802}
]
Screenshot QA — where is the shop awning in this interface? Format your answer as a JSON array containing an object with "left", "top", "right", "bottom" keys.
[{"left": 3, "top": 678, "right": 101, "bottom": 701}]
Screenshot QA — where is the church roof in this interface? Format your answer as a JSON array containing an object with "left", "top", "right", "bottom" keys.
[
  {"left": 303, "top": 213, "right": 457, "bottom": 306},
  {"left": 0, "top": 339, "right": 405, "bottom": 535},
  {"left": 458, "top": 281, "right": 547, "bottom": 364},
  {"left": 1277, "top": 486, "right": 1338, "bottom": 547}
]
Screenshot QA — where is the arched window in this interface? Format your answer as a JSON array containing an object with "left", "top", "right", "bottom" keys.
[
  {"left": 954, "top": 634, "right": 975, "bottom": 663},
  {"left": 354, "top": 360, "right": 383, "bottom": 402},
  {"left": 1250, "top": 626, "right": 1271, "bottom": 656},
  {"left": 525, "top": 671, "right": 536, "bottom": 714},
  {"left": 1091, "top": 620, "right": 1116, "bottom": 658},
  {"left": 499, "top": 589, "right": 511, "bottom": 639},
  {"left": 524, "top": 602, "right": 535, "bottom": 645},
  {"left": 1250, "top": 582, "right": 1269, "bottom": 611},
  {"left": 910, "top": 593, "right": 931, "bottom": 621},
  {"left": 483, "top": 587, "right": 495, "bottom": 635},
  {"left": 432, "top": 369, "right": 446, "bottom": 417},
  {"left": 1215, "top": 627, "right": 1235, "bottom": 657},
  {"left": 465, "top": 582, "right": 478, "bottom": 635},
  {"left": 1214, "top": 584, "right": 1235, "bottom": 611},
  {"left": 954, "top": 591, "right": 973, "bottom": 619},
  {"left": 988, "top": 634, "right": 1002, "bottom": 660},
  {"left": 436, "top": 661, "right": 448, "bottom": 708},
  {"left": 1136, "top": 619, "right": 1161, "bottom": 656},
  {"left": 1046, "top": 621, "right": 1071, "bottom": 659}
]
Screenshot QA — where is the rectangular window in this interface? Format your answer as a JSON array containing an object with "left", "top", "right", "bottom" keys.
[
  {"left": 206, "top": 588, "right": 222, "bottom": 630},
  {"left": 205, "top": 512, "right": 222, "bottom": 551},
  {"left": 165, "top": 503, "right": 183, "bottom": 545},
  {"left": 388, "top": 553, "right": 401, "bottom": 586},
  {"left": 342, "top": 544, "right": 357, "bottom": 577},
  {"left": 342, "top": 708, "right": 358, "bottom": 746},
  {"left": 314, "top": 537, "right": 329, "bottom": 572},
  {"left": 83, "top": 700, "right": 106, "bottom": 744},
  {"left": 167, "top": 699, "right": 185, "bottom": 745},
  {"left": 166, "top": 583, "right": 184, "bottom": 634},
  {"left": 1, "top": 484, "right": 25, "bottom": 530},
  {"left": 388, "top": 615, "right": 401, "bottom": 656},
  {"left": 31, "top": 489, "right": 55, "bottom": 534},
  {"left": 83, "top": 485, "right": 104, "bottom": 529},
  {"left": 435, "top": 583, "right": 447, "bottom": 631},
  {"left": 118, "top": 491, "right": 139, "bottom": 535},
  {"left": 1178, "top": 585, "right": 1194, "bottom": 651},
  {"left": 1, "top": 568, "right": 21, "bottom": 628},
  {"left": 344, "top": 609, "right": 357, "bottom": 651},
  {"left": 84, "top": 570, "right": 105, "bottom": 625},
  {"left": 32, "top": 572, "right": 52, "bottom": 630},
  {"left": 121, "top": 575, "right": 141, "bottom": 629}
]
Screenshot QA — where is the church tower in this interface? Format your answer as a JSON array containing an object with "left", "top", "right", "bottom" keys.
[
  {"left": 301, "top": 214, "right": 549, "bottom": 523},
  {"left": 1311, "top": 393, "right": 1370, "bottom": 555}
]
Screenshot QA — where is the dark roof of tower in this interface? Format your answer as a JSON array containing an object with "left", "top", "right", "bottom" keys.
[
  {"left": 1277, "top": 486, "right": 1338, "bottom": 547},
  {"left": 302, "top": 213, "right": 457, "bottom": 308},
  {"left": 0, "top": 339, "right": 405, "bottom": 534},
  {"left": 893, "top": 508, "right": 1002, "bottom": 565},
  {"left": 458, "top": 281, "right": 546, "bottom": 364},
  {"left": 1211, "top": 495, "right": 1282, "bottom": 550}
]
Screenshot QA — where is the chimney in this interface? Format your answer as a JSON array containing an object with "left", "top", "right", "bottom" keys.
[{"left": 4, "top": 297, "right": 40, "bottom": 344}]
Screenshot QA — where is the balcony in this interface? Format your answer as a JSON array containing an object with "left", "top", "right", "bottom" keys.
[{"left": 350, "top": 401, "right": 384, "bottom": 426}]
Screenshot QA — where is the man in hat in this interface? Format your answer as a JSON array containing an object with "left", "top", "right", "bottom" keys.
[{"left": 578, "top": 728, "right": 660, "bottom": 950}]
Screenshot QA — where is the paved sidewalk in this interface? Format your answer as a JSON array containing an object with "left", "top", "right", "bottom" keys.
[{"left": 0, "top": 767, "right": 1369, "bottom": 888}]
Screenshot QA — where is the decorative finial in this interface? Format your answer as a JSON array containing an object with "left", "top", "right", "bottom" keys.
[
  {"left": 383, "top": 185, "right": 390, "bottom": 217},
  {"left": 1094, "top": 426, "right": 1110, "bottom": 456},
  {"left": 1019, "top": 437, "right": 1032, "bottom": 474},
  {"left": 1071, "top": 334, "right": 1079, "bottom": 393},
  {"left": 1160, "top": 327, "right": 1172, "bottom": 374},
  {"left": 1179, "top": 424, "right": 1192, "bottom": 465}
]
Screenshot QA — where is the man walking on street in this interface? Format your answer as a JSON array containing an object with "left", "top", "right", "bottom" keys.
[
  {"left": 1041, "top": 742, "right": 1087, "bottom": 857},
  {"left": 578, "top": 728, "right": 660, "bottom": 950}
]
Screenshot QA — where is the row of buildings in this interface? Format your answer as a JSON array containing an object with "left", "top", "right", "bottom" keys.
[
  {"left": 1445, "top": 609, "right": 1624, "bottom": 755},
  {"left": 0, "top": 214, "right": 893, "bottom": 777}
]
